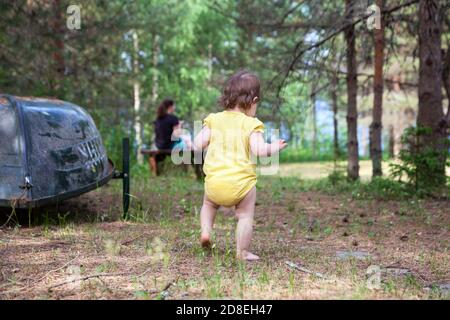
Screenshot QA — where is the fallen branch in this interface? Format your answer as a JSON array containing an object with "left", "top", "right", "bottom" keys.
[
  {"left": 0, "top": 207, "right": 18, "bottom": 229},
  {"left": 47, "top": 272, "right": 130, "bottom": 291},
  {"left": 285, "top": 261, "right": 328, "bottom": 279},
  {"left": 121, "top": 233, "right": 149, "bottom": 246},
  {"left": 162, "top": 276, "right": 179, "bottom": 292},
  {"left": 2, "top": 253, "right": 81, "bottom": 294},
  {"left": 47, "top": 267, "right": 153, "bottom": 291},
  {"left": 154, "top": 276, "right": 180, "bottom": 300},
  {"left": 35, "top": 253, "right": 80, "bottom": 284}
]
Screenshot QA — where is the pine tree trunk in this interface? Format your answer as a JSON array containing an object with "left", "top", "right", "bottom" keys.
[
  {"left": 417, "top": 0, "right": 446, "bottom": 186},
  {"left": 331, "top": 74, "right": 340, "bottom": 160},
  {"left": 442, "top": 47, "right": 450, "bottom": 126},
  {"left": 50, "top": 0, "right": 65, "bottom": 93},
  {"left": 132, "top": 30, "right": 143, "bottom": 165},
  {"left": 345, "top": 0, "right": 359, "bottom": 180},
  {"left": 370, "top": 0, "right": 384, "bottom": 177}
]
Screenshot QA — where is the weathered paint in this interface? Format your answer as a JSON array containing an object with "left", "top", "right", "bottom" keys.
[{"left": 0, "top": 99, "right": 25, "bottom": 202}]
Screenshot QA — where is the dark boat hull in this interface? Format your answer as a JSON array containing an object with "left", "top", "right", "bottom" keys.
[
  {"left": 0, "top": 160, "right": 115, "bottom": 209},
  {"left": 0, "top": 95, "right": 114, "bottom": 209}
]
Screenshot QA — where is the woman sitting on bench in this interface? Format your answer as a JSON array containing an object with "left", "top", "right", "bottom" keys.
[
  {"left": 154, "top": 98, "right": 180, "bottom": 151},
  {"left": 150, "top": 98, "right": 192, "bottom": 174}
]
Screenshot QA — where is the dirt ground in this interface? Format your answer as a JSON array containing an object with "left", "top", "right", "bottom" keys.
[{"left": 0, "top": 170, "right": 449, "bottom": 300}]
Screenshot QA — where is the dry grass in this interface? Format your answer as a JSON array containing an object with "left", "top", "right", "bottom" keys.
[
  {"left": 278, "top": 160, "right": 390, "bottom": 180},
  {"left": 0, "top": 169, "right": 449, "bottom": 300},
  {"left": 278, "top": 160, "right": 450, "bottom": 180}
]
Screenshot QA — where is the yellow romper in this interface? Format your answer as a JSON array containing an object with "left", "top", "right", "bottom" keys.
[{"left": 203, "top": 110, "right": 264, "bottom": 207}]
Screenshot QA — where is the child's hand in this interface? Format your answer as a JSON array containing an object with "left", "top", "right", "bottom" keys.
[
  {"left": 276, "top": 139, "right": 287, "bottom": 151},
  {"left": 279, "top": 139, "right": 287, "bottom": 150}
]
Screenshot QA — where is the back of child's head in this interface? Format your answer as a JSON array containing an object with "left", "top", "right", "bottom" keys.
[{"left": 219, "top": 70, "right": 260, "bottom": 111}]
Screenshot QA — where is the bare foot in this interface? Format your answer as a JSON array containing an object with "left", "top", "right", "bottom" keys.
[
  {"left": 237, "top": 251, "right": 260, "bottom": 261},
  {"left": 200, "top": 233, "right": 212, "bottom": 248}
]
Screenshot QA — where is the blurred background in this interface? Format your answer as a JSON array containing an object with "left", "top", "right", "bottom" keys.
[{"left": 0, "top": 0, "right": 449, "bottom": 185}]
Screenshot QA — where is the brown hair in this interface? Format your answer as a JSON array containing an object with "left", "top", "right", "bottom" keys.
[
  {"left": 218, "top": 70, "right": 260, "bottom": 110},
  {"left": 156, "top": 98, "right": 174, "bottom": 119}
]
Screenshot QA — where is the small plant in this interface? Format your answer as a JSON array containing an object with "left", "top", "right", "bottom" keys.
[
  {"left": 1, "top": 206, "right": 20, "bottom": 229},
  {"left": 258, "top": 270, "right": 270, "bottom": 286},
  {"left": 96, "top": 261, "right": 117, "bottom": 273},
  {"left": 288, "top": 271, "right": 295, "bottom": 294},
  {"left": 327, "top": 169, "right": 346, "bottom": 186},
  {"left": 104, "top": 239, "right": 121, "bottom": 256},
  {"left": 323, "top": 226, "right": 333, "bottom": 236},
  {"left": 146, "top": 237, "right": 169, "bottom": 265},
  {"left": 389, "top": 126, "right": 449, "bottom": 195},
  {"left": 205, "top": 273, "right": 224, "bottom": 298},
  {"left": 359, "top": 176, "right": 411, "bottom": 199},
  {"left": 133, "top": 290, "right": 150, "bottom": 299},
  {"left": 57, "top": 212, "right": 70, "bottom": 227}
]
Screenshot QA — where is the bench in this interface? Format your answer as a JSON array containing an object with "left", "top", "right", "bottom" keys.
[{"left": 140, "top": 149, "right": 205, "bottom": 180}]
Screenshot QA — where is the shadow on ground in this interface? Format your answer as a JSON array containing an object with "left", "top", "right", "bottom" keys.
[{"left": 0, "top": 184, "right": 122, "bottom": 228}]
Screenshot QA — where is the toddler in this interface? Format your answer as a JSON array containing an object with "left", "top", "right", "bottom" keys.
[{"left": 194, "top": 70, "right": 287, "bottom": 261}]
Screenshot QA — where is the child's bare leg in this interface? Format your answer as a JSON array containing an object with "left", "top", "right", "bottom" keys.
[
  {"left": 200, "top": 194, "right": 219, "bottom": 248},
  {"left": 235, "top": 187, "right": 258, "bottom": 261}
]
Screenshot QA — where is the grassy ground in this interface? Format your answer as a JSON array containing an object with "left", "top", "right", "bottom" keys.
[
  {"left": 278, "top": 159, "right": 450, "bottom": 180},
  {"left": 278, "top": 160, "right": 389, "bottom": 180},
  {"left": 0, "top": 161, "right": 449, "bottom": 299}
]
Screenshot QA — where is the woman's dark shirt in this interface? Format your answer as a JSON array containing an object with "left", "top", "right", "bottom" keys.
[{"left": 154, "top": 114, "right": 179, "bottom": 150}]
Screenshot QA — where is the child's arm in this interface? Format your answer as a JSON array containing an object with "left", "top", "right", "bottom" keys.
[
  {"left": 249, "top": 131, "right": 287, "bottom": 157},
  {"left": 194, "top": 126, "right": 211, "bottom": 150},
  {"left": 172, "top": 123, "right": 182, "bottom": 138}
]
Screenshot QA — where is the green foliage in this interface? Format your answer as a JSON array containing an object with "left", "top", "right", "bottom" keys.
[
  {"left": 389, "top": 127, "right": 449, "bottom": 195},
  {"left": 272, "top": 165, "right": 420, "bottom": 200},
  {"left": 314, "top": 175, "right": 414, "bottom": 200},
  {"left": 280, "top": 145, "right": 347, "bottom": 163},
  {"left": 0, "top": 0, "right": 348, "bottom": 164},
  {"left": 351, "top": 177, "right": 414, "bottom": 200},
  {"left": 258, "top": 172, "right": 421, "bottom": 201},
  {"left": 327, "top": 169, "right": 347, "bottom": 186},
  {"left": 1, "top": 0, "right": 448, "bottom": 177}
]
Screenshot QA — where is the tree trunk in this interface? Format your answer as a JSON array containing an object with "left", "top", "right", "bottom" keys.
[
  {"left": 132, "top": 30, "right": 144, "bottom": 165},
  {"left": 311, "top": 91, "right": 317, "bottom": 160},
  {"left": 442, "top": 48, "right": 450, "bottom": 126},
  {"left": 331, "top": 74, "right": 340, "bottom": 160},
  {"left": 370, "top": 0, "right": 384, "bottom": 178},
  {"left": 388, "top": 125, "right": 395, "bottom": 158},
  {"left": 208, "top": 43, "right": 213, "bottom": 81},
  {"left": 152, "top": 34, "right": 160, "bottom": 104},
  {"left": 50, "top": 0, "right": 65, "bottom": 94},
  {"left": 345, "top": 0, "right": 359, "bottom": 180},
  {"left": 417, "top": 0, "right": 446, "bottom": 186}
]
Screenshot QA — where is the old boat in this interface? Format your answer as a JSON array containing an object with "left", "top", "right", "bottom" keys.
[{"left": 0, "top": 95, "right": 129, "bottom": 215}]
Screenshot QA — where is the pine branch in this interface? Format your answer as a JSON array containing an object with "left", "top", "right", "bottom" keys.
[{"left": 274, "top": 0, "right": 420, "bottom": 96}]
